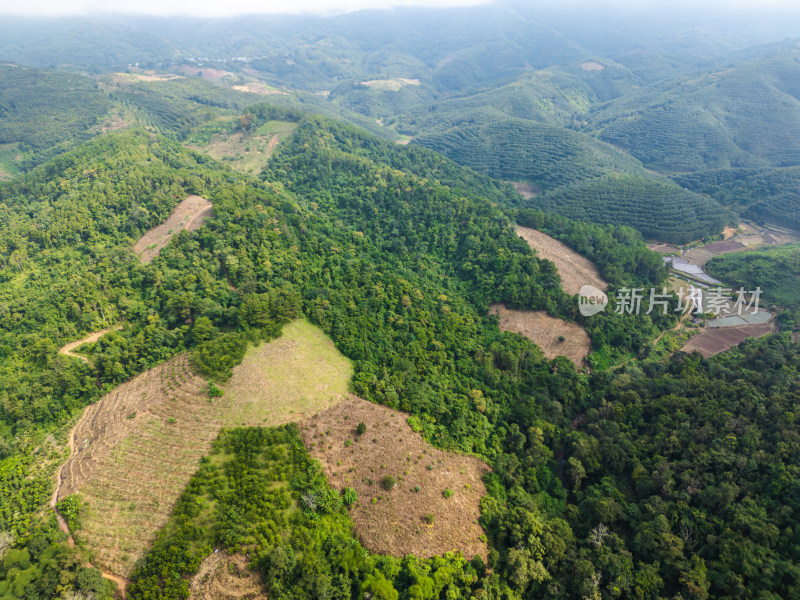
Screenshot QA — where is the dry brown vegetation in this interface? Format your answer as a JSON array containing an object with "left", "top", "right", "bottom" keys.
[
  {"left": 133, "top": 195, "right": 212, "bottom": 264},
  {"left": 489, "top": 305, "right": 591, "bottom": 366},
  {"left": 189, "top": 553, "right": 267, "bottom": 600},
  {"left": 300, "top": 396, "right": 489, "bottom": 560},
  {"left": 57, "top": 354, "right": 221, "bottom": 576},
  {"left": 515, "top": 225, "right": 607, "bottom": 295},
  {"left": 54, "top": 319, "right": 352, "bottom": 578},
  {"left": 680, "top": 322, "right": 775, "bottom": 358}
]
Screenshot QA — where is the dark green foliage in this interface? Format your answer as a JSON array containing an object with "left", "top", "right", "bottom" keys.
[
  {"left": 516, "top": 209, "right": 667, "bottom": 287},
  {"left": 129, "top": 425, "right": 485, "bottom": 600},
  {"left": 0, "top": 520, "right": 112, "bottom": 600}
]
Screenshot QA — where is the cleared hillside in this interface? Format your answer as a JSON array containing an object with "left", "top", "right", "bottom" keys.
[{"left": 54, "top": 320, "right": 352, "bottom": 577}]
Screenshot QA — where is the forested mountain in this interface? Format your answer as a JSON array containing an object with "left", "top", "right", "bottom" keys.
[{"left": 1, "top": 6, "right": 800, "bottom": 600}]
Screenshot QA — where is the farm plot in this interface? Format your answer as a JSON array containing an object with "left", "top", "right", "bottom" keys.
[
  {"left": 515, "top": 225, "right": 607, "bottom": 295},
  {"left": 300, "top": 396, "right": 489, "bottom": 560},
  {"left": 489, "top": 305, "right": 591, "bottom": 366},
  {"left": 133, "top": 195, "right": 212, "bottom": 264},
  {"left": 680, "top": 322, "right": 775, "bottom": 358}
]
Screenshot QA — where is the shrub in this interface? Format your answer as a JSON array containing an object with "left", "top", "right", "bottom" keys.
[
  {"left": 356, "top": 422, "right": 366, "bottom": 435},
  {"left": 342, "top": 487, "right": 357, "bottom": 506},
  {"left": 424, "top": 513, "right": 435, "bottom": 525},
  {"left": 381, "top": 475, "right": 397, "bottom": 491},
  {"left": 443, "top": 488, "right": 454, "bottom": 498}
]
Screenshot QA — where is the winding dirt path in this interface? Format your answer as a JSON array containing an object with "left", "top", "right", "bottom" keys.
[{"left": 58, "top": 326, "right": 122, "bottom": 362}]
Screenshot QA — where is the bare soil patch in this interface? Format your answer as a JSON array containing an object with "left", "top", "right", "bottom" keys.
[
  {"left": 581, "top": 61, "right": 605, "bottom": 71},
  {"left": 57, "top": 354, "right": 224, "bottom": 577},
  {"left": 176, "top": 66, "right": 235, "bottom": 80},
  {"left": 133, "top": 195, "right": 212, "bottom": 264},
  {"left": 360, "top": 78, "right": 421, "bottom": 91},
  {"left": 300, "top": 396, "right": 489, "bottom": 560},
  {"left": 188, "top": 122, "right": 295, "bottom": 175},
  {"left": 509, "top": 181, "right": 540, "bottom": 199},
  {"left": 515, "top": 225, "right": 607, "bottom": 295},
  {"left": 703, "top": 240, "right": 745, "bottom": 253},
  {"left": 647, "top": 242, "right": 681, "bottom": 254},
  {"left": 680, "top": 322, "right": 775, "bottom": 358},
  {"left": 231, "top": 82, "right": 287, "bottom": 95},
  {"left": 54, "top": 319, "right": 352, "bottom": 579},
  {"left": 489, "top": 305, "right": 591, "bottom": 366},
  {"left": 189, "top": 553, "right": 267, "bottom": 600}
]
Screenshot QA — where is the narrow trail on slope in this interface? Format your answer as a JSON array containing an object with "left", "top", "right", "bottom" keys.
[
  {"left": 51, "top": 385, "right": 131, "bottom": 598},
  {"left": 58, "top": 326, "right": 123, "bottom": 362}
]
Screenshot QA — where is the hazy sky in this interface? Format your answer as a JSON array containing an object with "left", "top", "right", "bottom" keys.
[
  {"left": 0, "top": 0, "right": 488, "bottom": 17},
  {"left": 0, "top": 0, "right": 797, "bottom": 16}
]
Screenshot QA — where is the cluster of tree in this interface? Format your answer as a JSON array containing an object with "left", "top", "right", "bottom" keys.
[
  {"left": 530, "top": 173, "right": 728, "bottom": 244},
  {"left": 0, "top": 519, "right": 111, "bottom": 600},
  {"left": 129, "top": 425, "right": 492, "bottom": 600},
  {"left": 411, "top": 118, "right": 727, "bottom": 243}
]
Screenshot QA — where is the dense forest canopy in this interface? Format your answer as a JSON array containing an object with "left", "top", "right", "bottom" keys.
[{"left": 0, "top": 6, "right": 799, "bottom": 600}]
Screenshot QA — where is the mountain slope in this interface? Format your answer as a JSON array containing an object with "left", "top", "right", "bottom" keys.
[{"left": 585, "top": 45, "right": 800, "bottom": 172}]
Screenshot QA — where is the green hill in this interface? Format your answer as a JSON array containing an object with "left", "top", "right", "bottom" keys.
[
  {"left": 674, "top": 166, "right": 800, "bottom": 229},
  {"left": 532, "top": 173, "right": 728, "bottom": 243},
  {"left": 706, "top": 243, "right": 800, "bottom": 322},
  {"left": 0, "top": 64, "right": 111, "bottom": 169},
  {"left": 585, "top": 45, "right": 800, "bottom": 172}
]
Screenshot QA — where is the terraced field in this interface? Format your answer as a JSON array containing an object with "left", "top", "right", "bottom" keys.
[
  {"left": 57, "top": 355, "right": 222, "bottom": 576},
  {"left": 54, "top": 319, "right": 353, "bottom": 579}
]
